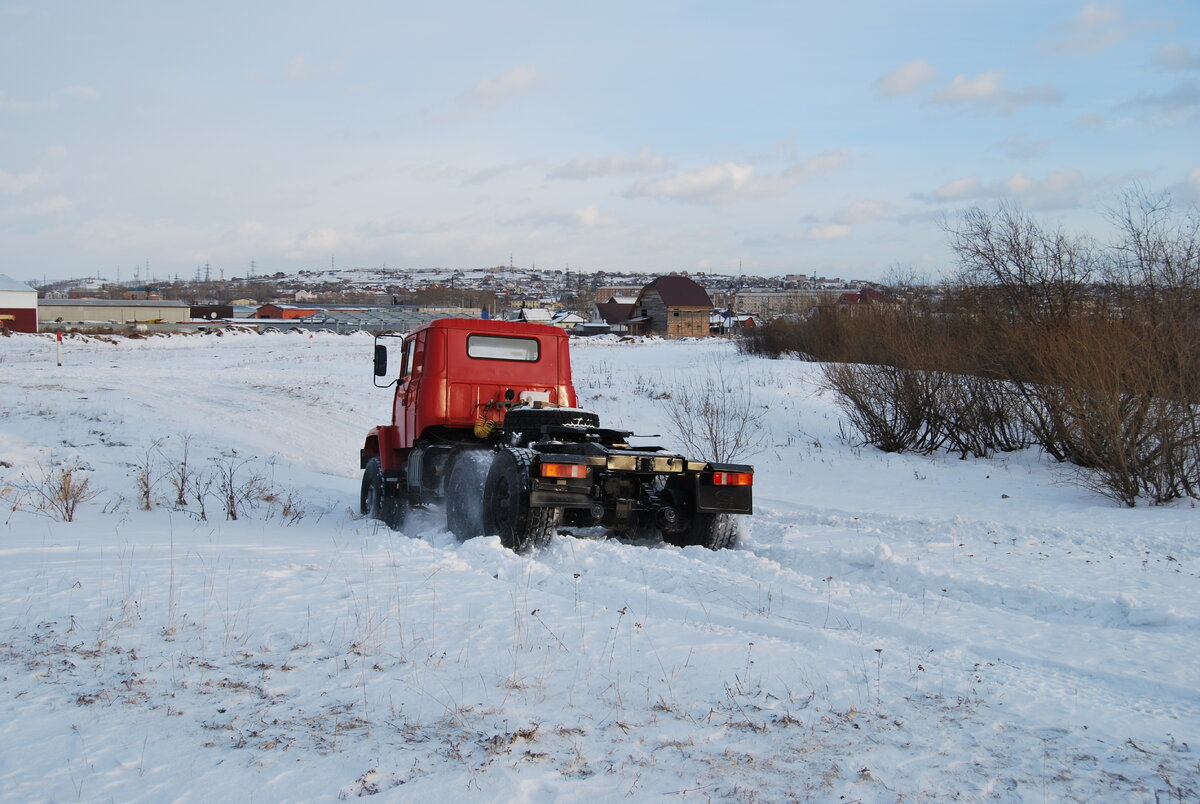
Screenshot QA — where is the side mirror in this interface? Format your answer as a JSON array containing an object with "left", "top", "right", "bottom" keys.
[{"left": 373, "top": 344, "right": 388, "bottom": 377}]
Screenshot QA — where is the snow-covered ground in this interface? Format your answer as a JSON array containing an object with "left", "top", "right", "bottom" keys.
[{"left": 1, "top": 330, "right": 1196, "bottom": 803}]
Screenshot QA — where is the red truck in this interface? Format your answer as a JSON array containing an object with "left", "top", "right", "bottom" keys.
[{"left": 361, "top": 318, "right": 753, "bottom": 552}]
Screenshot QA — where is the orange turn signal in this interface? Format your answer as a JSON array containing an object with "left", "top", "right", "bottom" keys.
[
  {"left": 712, "top": 471, "right": 753, "bottom": 486},
  {"left": 540, "top": 462, "right": 589, "bottom": 479}
]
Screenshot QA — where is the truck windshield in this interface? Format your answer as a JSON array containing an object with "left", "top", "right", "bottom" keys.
[{"left": 467, "top": 334, "right": 540, "bottom": 362}]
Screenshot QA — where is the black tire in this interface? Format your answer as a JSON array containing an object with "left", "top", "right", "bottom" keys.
[
  {"left": 361, "top": 457, "right": 382, "bottom": 517},
  {"left": 445, "top": 450, "right": 487, "bottom": 541},
  {"left": 360, "top": 457, "right": 406, "bottom": 530},
  {"left": 483, "top": 447, "right": 558, "bottom": 552},
  {"left": 663, "top": 512, "right": 738, "bottom": 550},
  {"left": 503, "top": 407, "right": 600, "bottom": 437}
]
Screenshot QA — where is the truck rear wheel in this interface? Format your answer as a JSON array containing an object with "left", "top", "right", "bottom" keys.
[
  {"left": 360, "top": 457, "right": 406, "bottom": 530},
  {"left": 483, "top": 447, "right": 558, "bottom": 552},
  {"left": 445, "top": 450, "right": 487, "bottom": 541},
  {"left": 663, "top": 512, "right": 738, "bottom": 550}
]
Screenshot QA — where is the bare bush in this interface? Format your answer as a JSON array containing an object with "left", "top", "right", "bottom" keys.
[
  {"left": 13, "top": 459, "right": 102, "bottom": 522},
  {"left": 766, "top": 193, "right": 1200, "bottom": 505},
  {"left": 210, "top": 451, "right": 269, "bottom": 521},
  {"left": 663, "top": 364, "right": 767, "bottom": 463},
  {"left": 1031, "top": 317, "right": 1200, "bottom": 506},
  {"left": 822, "top": 363, "right": 940, "bottom": 454},
  {"left": 189, "top": 467, "right": 215, "bottom": 521},
  {"left": 168, "top": 434, "right": 194, "bottom": 508},
  {"left": 133, "top": 440, "right": 165, "bottom": 510}
]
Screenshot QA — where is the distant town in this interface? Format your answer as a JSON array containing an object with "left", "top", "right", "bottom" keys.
[{"left": 4, "top": 266, "right": 888, "bottom": 336}]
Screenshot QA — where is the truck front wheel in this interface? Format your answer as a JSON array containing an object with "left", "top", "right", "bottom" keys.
[
  {"left": 483, "top": 448, "right": 558, "bottom": 553},
  {"left": 360, "top": 457, "right": 406, "bottom": 530}
]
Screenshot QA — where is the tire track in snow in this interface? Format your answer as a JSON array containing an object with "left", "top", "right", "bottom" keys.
[{"left": 407, "top": 504, "right": 1200, "bottom": 749}]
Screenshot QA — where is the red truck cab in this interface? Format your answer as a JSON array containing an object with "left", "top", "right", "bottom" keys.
[{"left": 363, "top": 318, "right": 578, "bottom": 474}]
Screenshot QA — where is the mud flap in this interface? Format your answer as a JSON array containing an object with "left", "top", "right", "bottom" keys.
[{"left": 695, "top": 463, "right": 753, "bottom": 514}]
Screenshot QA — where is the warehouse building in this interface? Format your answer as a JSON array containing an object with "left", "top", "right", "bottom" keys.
[
  {"left": 39, "top": 298, "right": 191, "bottom": 327},
  {"left": 0, "top": 274, "right": 38, "bottom": 333}
]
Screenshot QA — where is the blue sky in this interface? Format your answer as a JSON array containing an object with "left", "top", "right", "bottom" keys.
[{"left": 2, "top": 1, "right": 1197, "bottom": 282}]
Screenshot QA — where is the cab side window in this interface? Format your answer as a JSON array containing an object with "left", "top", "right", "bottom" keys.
[{"left": 401, "top": 338, "right": 417, "bottom": 380}]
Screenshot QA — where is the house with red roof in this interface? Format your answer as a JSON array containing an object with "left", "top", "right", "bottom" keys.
[{"left": 626, "top": 275, "right": 714, "bottom": 337}]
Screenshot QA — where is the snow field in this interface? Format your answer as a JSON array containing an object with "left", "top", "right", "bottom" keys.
[{"left": 0, "top": 330, "right": 1197, "bottom": 802}]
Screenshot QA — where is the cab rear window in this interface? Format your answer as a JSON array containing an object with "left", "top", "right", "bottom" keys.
[{"left": 467, "top": 334, "right": 540, "bottom": 362}]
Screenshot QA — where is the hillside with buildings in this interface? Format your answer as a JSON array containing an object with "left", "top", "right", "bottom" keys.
[{"left": 15, "top": 265, "right": 875, "bottom": 335}]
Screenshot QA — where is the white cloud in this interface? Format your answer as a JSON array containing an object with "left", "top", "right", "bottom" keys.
[
  {"left": 1179, "top": 167, "right": 1200, "bottom": 202},
  {"left": 284, "top": 54, "right": 346, "bottom": 82},
  {"left": 928, "top": 176, "right": 984, "bottom": 201},
  {"left": 464, "top": 158, "right": 542, "bottom": 186},
  {"left": 550, "top": 150, "right": 669, "bottom": 179},
  {"left": 27, "top": 195, "right": 73, "bottom": 215},
  {"left": 282, "top": 227, "right": 350, "bottom": 259},
  {"left": 627, "top": 151, "right": 850, "bottom": 204},
  {"left": 803, "top": 224, "right": 852, "bottom": 240},
  {"left": 1119, "top": 80, "right": 1200, "bottom": 121},
  {"left": 831, "top": 201, "right": 892, "bottom": 225},
  {"left": 463, "top": 64, "right": 541, "bottom": 105},
  {"left": 991, "top": 134, "right": 1051, "bottom": 160},
  {"left": 1046, "top": 2, "right": 1142, "bottom": 54},
  {"left": 0, "top": 169, "right": 42, "bottom": 194},
  {"left": 60, "top": 85, "right": 100, "bottom": 101},
  {"left": 782, "top": 150, "right": 852, "bottom": 180},
  {"left": 0, "top": 86, "right": 99, "bottom": 113},
  {"left": 573, "top": 205, "right": 615, "bottom": 228},
  {"left": 1155, "top": 44, "right": 1200, "bottom": 72},
  {"left": 931, "top": 72, "right": 1062, "bottom": 115},
  {"left": 875, "top": 60, "right": 937, "bottom": 98},
  {"left": 0, "top": 90, "right": 55, "bottom": 114},
  {"left": 915, "top": 169, "right": 1098, "bottom": 209},
  {"left": 627, "top": 162, "right": 755, "bottom": 203},
  {"left": 510, "top": 205, "right": 618, "bottom": 229}
]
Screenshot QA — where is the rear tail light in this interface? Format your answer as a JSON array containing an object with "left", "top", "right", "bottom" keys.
[
  {"left": 540, "top": 462, "right": 589, "bottom": 479},
  {"left": 712, "top": 471, "right": 753, "bottom": 486}
]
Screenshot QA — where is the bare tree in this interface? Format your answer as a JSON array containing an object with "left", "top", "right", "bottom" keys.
[
  {"left": 663, "top": 362, "right": 767, "bottom": 463},
  {"left": 945, "top": 204, "right": 1096, "bottom": 326}
]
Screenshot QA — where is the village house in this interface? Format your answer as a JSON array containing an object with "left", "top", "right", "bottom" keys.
[{"left": 626, "top": 275, "right": 713, "bottom": 337}]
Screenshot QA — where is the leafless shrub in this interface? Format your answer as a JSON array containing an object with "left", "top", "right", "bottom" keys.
[
  {"left": 210, "top": 451, "right": 268, "bottom": 521},
  {"left": 132, "top": 440, "right": 165, "bottom": 510},
  {"left": 765, "top": 192, "right": 1200, "bottom": 504},
  {"left": 822, "top": 363, "right": 939, "bottom": 454},
  {"left": 189, "top": 468, "right": 215, "bottom": 521},
  {"left": 13, "top": 459, "right": 102, "bottom": 522},
  {"left": 663, "top": 363, "right": 767, "bottom": 463},
  {"left": 168, "top": 434, "right": 194, "bottom": 508},
  {"left": 274, "top": 490, "right": 307, "bottom": 524},
  {"left": 1029, "top": 317, "right": 1200, "bottom": 505}
]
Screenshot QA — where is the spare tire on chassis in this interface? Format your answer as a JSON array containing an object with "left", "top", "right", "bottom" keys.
[{"left": 502, "top": 407, "right": 600, "bottom": 443}]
